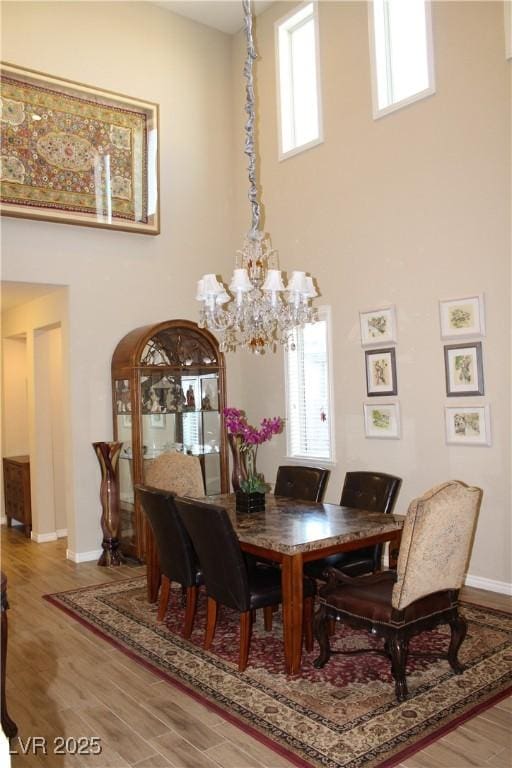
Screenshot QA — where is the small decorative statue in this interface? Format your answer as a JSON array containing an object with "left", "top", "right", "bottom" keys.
[
  {"left": 186, "top": 385, "right": 195, "bottom": 410},
  {"left": 201, "top": 393, "right": 211, "bottom": 410}
]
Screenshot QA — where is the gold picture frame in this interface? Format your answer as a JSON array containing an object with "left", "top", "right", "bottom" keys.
[{"left": 1, "top": 62, "right": 159, "bottom": 234}]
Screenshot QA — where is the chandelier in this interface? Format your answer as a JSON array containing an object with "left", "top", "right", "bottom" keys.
[{"left": 196, "top": 0, "right": 318, "bottom": 354}]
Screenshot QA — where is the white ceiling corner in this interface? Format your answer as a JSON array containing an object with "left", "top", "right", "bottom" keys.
[{"left": 153, "top": 1, "right": 274, "bottom": 35}]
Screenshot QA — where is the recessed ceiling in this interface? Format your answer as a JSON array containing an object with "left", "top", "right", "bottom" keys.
[
  {"left": 1, "top": 282, "right": 65, "bottom": 313},
  {"left": 154, "top": 1, "right": 274, "bottom": 35}
]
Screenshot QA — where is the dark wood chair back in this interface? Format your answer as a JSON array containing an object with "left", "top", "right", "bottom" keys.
[
  {"left": 274, "top": 465, "right": 329, "bottom": 502},
  {"left": 340, "top": 471, "right": 402, "bottom": 515},
  {"left": 135, "top": 485, "right": 199, "bottom": 588}
]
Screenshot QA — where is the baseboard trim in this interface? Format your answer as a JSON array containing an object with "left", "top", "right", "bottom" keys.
[
  {"left": 465, "top": 574, "right": 512, "bottom": 596},
  {"left": 31, "top": 531, "right": 58, "bottom": 543},
  {"left": 56, "top": 528, "right": 68, "bottom": 539},
  {"left": 66, "top": 548, "right": 102, "bottom": 563}
]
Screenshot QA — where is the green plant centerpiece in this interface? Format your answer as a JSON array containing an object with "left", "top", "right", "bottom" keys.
[{"left": 224, "top": 407, "right": 283, "bottom": 512}]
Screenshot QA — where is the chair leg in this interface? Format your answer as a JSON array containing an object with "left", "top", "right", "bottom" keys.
[
  {"left": 183, "top": 586, "right": 198, "bottom": 639},
  {"left": 327, "top": 618, "right": 336, "bottom": 636},
  {"left": 313, "top": 605, "right": 331, "bottom": 668},
  {"left": 239, "top": 611, "right": 252, "bottom": 672},
  {"left": 205, "top": 597, "right": 218, "bottom": 649},
  {"left": 157, "top": 576, "right": 171, "bottom": 621},
  {"left": 448, "top": 613, "right": 467, "bottom": 674},
  {"left": 303, "top": 596, "right": 314, "bottom": 652},
  {"left": 388, "top": 634, "right": 409, "bottom": 701},
  {"left": 263, "top": 606, "right": 273, "bottom": 631}
]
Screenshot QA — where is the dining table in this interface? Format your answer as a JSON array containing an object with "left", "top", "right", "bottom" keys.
[{"left": 195, "top": 494, "right": 404, "bottom": 675}]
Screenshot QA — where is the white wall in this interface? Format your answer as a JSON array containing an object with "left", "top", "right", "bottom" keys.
[
  {"left": 233, "top": 1, "right": 511, "bottom": 589},
  {"left": 1, "top": 1, "right": 236, "bottom": 556}
]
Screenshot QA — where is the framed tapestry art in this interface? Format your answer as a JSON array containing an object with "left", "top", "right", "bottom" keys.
[
  {"left": 445, "top": 405, "right": 491, "bottom": 446},
  {"left": 365, "top": 347, "right": 397, "bottom": 396},
  {"left": 359, "top": 306, "right": 396, "bottom": 346},
  {"left": 439, "top": 295, "right": 485, "bottom": 338},
  {"left": 364, "top": 403, "right": 400, "bottom": 439},
  {"left": 0, "top": 62, "right": 159, "bottom": 234},
  {"left": 444, "top": 342, "right": 484, "bottom": 397}
]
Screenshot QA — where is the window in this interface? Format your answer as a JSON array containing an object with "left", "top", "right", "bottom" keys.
[
  {"left": 369, "top": 0, "right": 435, "bottom": 118},
  {"left": 285, "top": 307, "right": 334, "bottom": 462},
  {"left": 275, "top": 2, "right": 323, "bottom": 159}
]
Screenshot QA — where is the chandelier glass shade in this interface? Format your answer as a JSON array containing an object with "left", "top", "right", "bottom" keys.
[{"left": 196, "top": 0, "right": 318, "bottom": 353}]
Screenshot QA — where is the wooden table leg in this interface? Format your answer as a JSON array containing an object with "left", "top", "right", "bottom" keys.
[
  {"left": 281, "top": 553, "right": 303, "bottom": 676},
  {"left": 389, "top": 530, "right": 402, "bottom": 569},
  {"left": 145, "top": 521, "right": 161, "bottom": 604}
]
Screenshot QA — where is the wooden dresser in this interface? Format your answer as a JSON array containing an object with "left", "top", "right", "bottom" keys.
[{"left": 3, "top": 456, "right": 31, "bottom": 538}]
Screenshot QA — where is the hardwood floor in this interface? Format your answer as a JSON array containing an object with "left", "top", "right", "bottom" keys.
[{"left": 1, "top": 526, "right": 510, "bottom": 767}]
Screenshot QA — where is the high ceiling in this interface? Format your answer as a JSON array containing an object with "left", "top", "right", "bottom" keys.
[{"left": 154, "top": 1, "right": 273, "bottom": 35}]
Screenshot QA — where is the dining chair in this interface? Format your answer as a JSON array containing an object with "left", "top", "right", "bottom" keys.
[
  {"left": 313, "top": 480, "right": 483, "bottom": 700},
  {"left": 304, "top": 471, "right": 402, "bottom": 579},
  {"left": 274, "top": 465, "right": 330, "bottom": 502},
  {"left": 144, "top": 451, "right": 205, "bottom": 602},
  {"left": 135, "top": 485, "right": 203, "bottom": 637},
  {"left": 144, "top": 451, "right": 205, "bottom": 497},
  {"left": 174, "top": 496, "right": 316, "bottom": 672}
]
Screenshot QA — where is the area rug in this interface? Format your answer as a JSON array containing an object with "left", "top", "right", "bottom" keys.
[{"left": 45, "top": 578, "right": 512, "bottom": 768}]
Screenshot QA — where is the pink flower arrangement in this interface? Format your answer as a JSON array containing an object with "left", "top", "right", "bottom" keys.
[{"left": 223, "top": 407, "right": 283, "bottom": 493}]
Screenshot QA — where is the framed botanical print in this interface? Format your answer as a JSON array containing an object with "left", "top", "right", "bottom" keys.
[
  {"left": 444, "top": 342, "right": 484, "bottom": 396},
  {"left": 0, "top": 61, "right": 159, "bottom": 234},
  {"left": 445, "top": 405, "right": 491, "bottom": 446},
  {"left": 365, "top": 348, "right": 397, "bottom": 396},
  {"left": 364, "top": 403, "right": 401, "bottom": 439},
  {"left": 439, "top": 295, "right": 485, "bottom": 338},
  {"left": 359, "top": 306, "right": 396, "bottom": 346}
]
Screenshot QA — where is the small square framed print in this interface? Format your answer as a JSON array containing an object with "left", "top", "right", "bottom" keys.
[
  {"left": 364, "top": 402, "right": 401, "bottom": 439},
  {"left": 150, "top": 413, "right": 166, "bottom": 429},
  {"left": 439, "top": 295, "right": 485, "bottom": 338},
  {"left": 444, "top": 342, "right": 484, "bottom": 396},
  {"left": 445, "top": 405, "right": 491, "bottom": 446},
  {"left": 365, "top": 348, "right": 397, "bottom": 396},
  {"left": 359, "top": 306, "right": 397, "bottom": 347}
]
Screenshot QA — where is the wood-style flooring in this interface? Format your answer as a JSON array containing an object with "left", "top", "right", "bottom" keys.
[{"left": 1, "top": 525, "right": 511, "bottom": 767}]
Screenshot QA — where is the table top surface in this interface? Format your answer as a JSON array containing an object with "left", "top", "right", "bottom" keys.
[{"left": 202, "top": 494, "right": 403, "bottom": 555}]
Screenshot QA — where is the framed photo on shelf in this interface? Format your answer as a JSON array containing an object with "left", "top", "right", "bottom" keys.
[
  {"left": 359, "top": 306, "right": 396, "bottom": 347},
  {"left": 201, "top": 377, "right": 218, "bottom": 411},
  {"left": 439, "top": 295, "right": 485, "bottom": 338},
  {"left": 365, "top": 348, "right": 397, "bottom": 396},
  {"left": 444, "top": 342, "right": 484, "bottom": 396},
  {"left": 364, "top": 402, "right": 400, "bottom": 439},
  {"left": 0, "top": 62, "right": 159, "bottom": 234},
  {"left": 445, "top": 405, "right": 491, "bottom": 446},
  {"left": 150, "top": 413, "right": 166, "bottom": 429}
]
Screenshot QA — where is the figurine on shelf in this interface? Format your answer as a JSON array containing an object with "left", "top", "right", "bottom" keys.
[
  {"left": 169, "top": 382, "right": 186, "bottom": 412},
  {"left": 186, "top": 385, "right": 196, "bottom": 410},
  {"left": 148, "top": 388, "right": 162, "bottom": 413},
  {"left": 201, "top": 393, "right": 212, "bottom": 411}
]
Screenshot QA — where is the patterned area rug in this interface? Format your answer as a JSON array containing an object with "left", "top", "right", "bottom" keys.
[{"left": 45, "top": 578, "right": 512, "bottom": 768}]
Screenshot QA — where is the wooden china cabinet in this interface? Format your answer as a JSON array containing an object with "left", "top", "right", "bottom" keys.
[{"left": 111, "top": 319, "right": 229, "bottom": 561}]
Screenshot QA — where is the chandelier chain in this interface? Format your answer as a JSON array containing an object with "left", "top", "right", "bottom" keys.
[{"left": 243, "top": 0, "right": 260, "bottom": 240}]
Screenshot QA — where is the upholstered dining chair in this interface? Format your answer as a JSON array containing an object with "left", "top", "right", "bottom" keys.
[
  {"left": 304, "top": 471, "right": 402, "bottom": 579},
  {"left": 135, "top": 485, "right": 203, "bottom": 637},
  {"left": 274, "top": 465, "right": 330, "bottom": 502},
  {"left": 144, "top": 451, "right": 205, "bottom": 602},
  {"left": 313, "top": 480, "right": 483, "bottom": 700},
  {"left": 174, "top": 496, "right": 316, "bottom": 672},
  {"left": 144, "top": 451, "right": 205, "bottom": 497}
]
